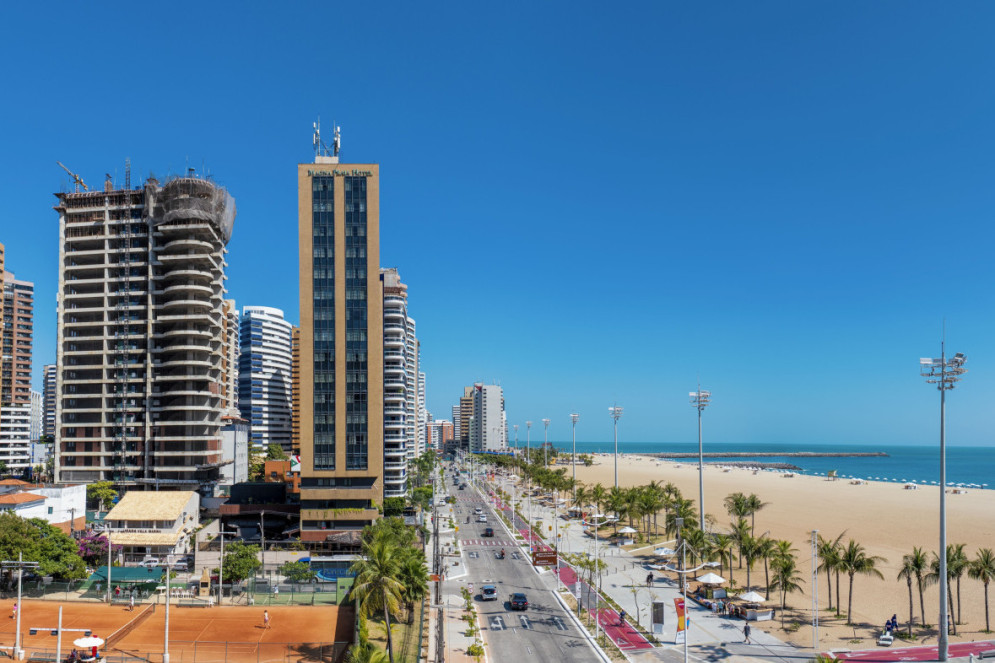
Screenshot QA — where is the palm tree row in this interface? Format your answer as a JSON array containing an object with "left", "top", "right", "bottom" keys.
[{"left": 349, "top": 518, "right": 430, "bottom": 663}]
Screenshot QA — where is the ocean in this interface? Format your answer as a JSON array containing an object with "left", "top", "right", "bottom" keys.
[{"left": 545, "top": 441, "right": 992, "bottom": 489}]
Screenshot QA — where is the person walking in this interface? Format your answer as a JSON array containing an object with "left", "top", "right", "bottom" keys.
[
  {"left": 262, "top": 609, "right": 270, "bottom": 629},
  {"left": 743, "top": 622, "right": 751, "bottom": 644}
]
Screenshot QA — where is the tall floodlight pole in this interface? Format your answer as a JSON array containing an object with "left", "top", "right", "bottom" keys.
[
  {"left": 570, "top": 413, "right": 580, "bottom": 505},
  {"left": 513, "top": 424, "right": 519, "bottom": 457},
  {"left": 689, "top": 386, "right": 711, "bottom": 531},
  {"left": 811, "top": 530, "right": 819, "bottom": 651},
  {"left": 526, "top": 421, "right": 533, "bottom": 539},
  {"left": 542, "top": 418, "right": 550, "bottom": 467},
  {"left": 609, "top": 405, "right": 623, "bottom": 488},
  {"left": 920, "top": 344, "right": 967, "bottom": 663}
]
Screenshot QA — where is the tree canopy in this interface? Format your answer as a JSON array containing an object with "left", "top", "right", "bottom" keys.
[
  {"left": 86, "top": 481, "right": 118, "bottom": 511},
  {"left": 0, "top": 513, "right": 87, "bottom": 580},
  {"left": 221, "top": 541, "right": 261, "bottom": 583}
]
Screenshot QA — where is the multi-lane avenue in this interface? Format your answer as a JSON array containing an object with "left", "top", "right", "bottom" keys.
[{"left": 444, "top": 478, "right": 603, "bottom": 663}]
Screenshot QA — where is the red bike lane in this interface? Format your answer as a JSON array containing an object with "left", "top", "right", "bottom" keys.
[{"left": 832, "top": 640, "right": 995, "bottom": 661}]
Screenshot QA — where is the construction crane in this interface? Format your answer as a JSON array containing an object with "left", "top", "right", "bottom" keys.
[{"left": 56, "top": 161, "right": 88, "bottom": 192}]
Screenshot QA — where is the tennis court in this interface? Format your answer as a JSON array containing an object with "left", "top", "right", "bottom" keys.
[{"left": 0, "top": 599, "right": 353, "bottom": 662}]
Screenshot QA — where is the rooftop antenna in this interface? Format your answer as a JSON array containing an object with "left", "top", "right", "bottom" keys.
[
  {"left": 333, "top": 122, "right": 341, "bottom": 157},
  {"left": 313, "top": 116, "right": 339, "bottom": 159},
  {"left": 313, "top": 118, "right": 321, "bottom": 159}
]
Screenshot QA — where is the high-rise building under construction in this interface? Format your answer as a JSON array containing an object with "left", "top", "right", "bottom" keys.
[{"left": 54, "top": 172, "right": 237, "bottom": 492}]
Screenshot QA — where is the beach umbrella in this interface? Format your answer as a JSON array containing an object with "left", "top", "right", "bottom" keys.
[
  {"left": 73, "top": 636, "right": 105, "bottom": 648},
  {"left": 695, "top": 572, "right": 726, "bottom": 584},
  {"left": 737, "top": 591, "right": 766, "bottom": 603},
  {"left": 654, "top": 547, "right": 676, "bottom": 556},
  {"left": 618, "top": 526, "right": 637, "bottom": 534}
]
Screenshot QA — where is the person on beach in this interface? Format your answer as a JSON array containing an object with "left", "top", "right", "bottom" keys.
[
  {"left": 743, "top": 622, "right": 751, "bottom": 644},
  {"left": 263, "top": 609, "right": 270, "bottom": 629},
  {"left": 129, "top": 594, "right": 135, "bottom": 611}
]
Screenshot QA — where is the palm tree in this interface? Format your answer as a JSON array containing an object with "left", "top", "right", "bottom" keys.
[
  {"left": 770, "top": 554, "right": 803, "bottom": 628},
  {"left": 897, "top": 554, "right": 918, "bottom": 636},
  {"left": 574, "top": 485, "right": 590, "bottom": 514},
  {"left": 837, "top": 540, "right": 885, "bottom": 626},
  {"left": 590, "top": 483, "right": 608, "bottom": 518},
  {"left": 950, "top": 543, "right": 969, "bottom": 625},
  {"left": 350, "top": 538, "right": 405, "bottom": 663},
  {"left": 755, "top": 536, "right": 777, "bottom": 599},
  {"left": 396, "top": 553, "right": 429, "bottom": 623},
  {"left": 724, "top": 492, "right": 750, "bottom": 523},
  {"left": 729, "top": 518, "right": 751, "bottom": 569},
  {"left": 665, "top": 498, "right": 697, "bottom": 538},
  {"left": 817, "top": 532, "right": 845, "bottom": 614},
  {"left": 740, "top": 534, "right": 760, "bottom": 591},
  {"left": 745, "top": 493, "right": 769, "bottom": 534},
  {"left": 607, "top": 486, "right": 627, "bottom": 535},
  {"left": 927, "top": 546, "right": 959, "bottom": 635},
  {"left": 904, "top": 546, "right": 929, "bottom": 627},
  {"left": 711, "top": 534, "right": 735, "bottom": 584},
  {"left": 969, "top": 548, "right": 995, "bottom": 633},
  {"left": 347, "top": 643, "right": 391, "bottom": 663},
  {"left": 644, "top": 481, "right": 667, "bottom": 535},
  {"left": 637, "top": 488, "right": 658, "bottom": 536}
]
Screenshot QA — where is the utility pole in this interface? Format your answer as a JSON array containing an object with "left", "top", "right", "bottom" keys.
[
  {"left": 570, "top": 413, "right": 579, "bottom": 506},
  {"left": 218, "top": 531, "right": 225, "bottom": 606},
  {"left": 3, "top": 552, "right": 39, "bottom": 659},
  {"left": 164, "top": 555, "right": 171, "bottom": 663},
  {"left": 259, "top": 510, "right": 266, "bottom": 587}
]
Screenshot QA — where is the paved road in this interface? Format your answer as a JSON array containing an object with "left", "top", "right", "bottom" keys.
[{"left": 446, "top": 481, "right": 601, "bottom": 663}]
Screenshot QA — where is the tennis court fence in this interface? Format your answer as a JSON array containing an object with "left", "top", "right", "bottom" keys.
[{"left": 24, "top": 641, "right": 350, "bottom": 663}]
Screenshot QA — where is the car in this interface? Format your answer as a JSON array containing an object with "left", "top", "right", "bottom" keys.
[
  {"left": 477, "top": 515, "right": 487, "bottom": 523},
  {"left": 483, "top": 527, "right": 494, "bottom": 537},
  {"left": 137, "top": 557, "right": 160, "bottom": 568},
  {"left": 459, "top": 485, "right": 465, "bottom": 490},
  {"left": 481, "top": 585, "right": 498, "bottom": 601},
  {"left": 510, "top": 593, "right": 529, "bottom": 610},
  {"left": 474, "top": 507, "right": 483, "bottom": 514}
]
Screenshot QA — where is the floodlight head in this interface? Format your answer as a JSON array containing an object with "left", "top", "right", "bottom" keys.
[
  {"left": 542, "top": 418, "right": 550, "bottom": 427},
  {"left": 526, "top": 421, "right": 532, "bottom": 428}
]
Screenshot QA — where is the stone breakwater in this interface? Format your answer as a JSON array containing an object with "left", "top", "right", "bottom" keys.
[{"left": 649, "top": 451, "right": 888, "bottom": 459}]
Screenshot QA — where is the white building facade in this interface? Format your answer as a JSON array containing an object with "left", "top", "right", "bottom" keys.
[
  {"left": 220, "top": 415, "right": 249, "bottom": 487},
  {"left": 469, "top": 383, "right": 507, "bottom": 453},
  {"left": 42, "top": 365, "right": 56, "bottom": 437},
  {"left": 238, "top": 306, "right": 293, "bottom": 453},
  {"left": 382, "top": 269, "right": 410, "bottom": 498}
]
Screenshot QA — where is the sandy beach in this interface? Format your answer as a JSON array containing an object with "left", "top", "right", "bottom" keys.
[{"left": 568, "top": 453, "right": 995, "bottom": 650}]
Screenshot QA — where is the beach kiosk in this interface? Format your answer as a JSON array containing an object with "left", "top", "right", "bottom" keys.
[{"left": 736, "top": 590, "right": 774, "bottom": 621}]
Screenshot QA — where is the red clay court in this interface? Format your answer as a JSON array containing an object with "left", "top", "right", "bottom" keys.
[{"left": 0, "top": 599, "right": 353, "bottom": 662}]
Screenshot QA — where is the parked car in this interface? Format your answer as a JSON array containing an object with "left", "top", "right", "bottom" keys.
[
  {"left": 510, "top": 593, "right": 529, "bottom": 610},
  {"left": 137, "top": 558, "right": 160, "bottom": 568},
  {"left": 481, "top": 585, "right": 498, "bottom": 601},
  {"left": 477, "top": 515, "right": 487, "bottom": 523},
  {"left": 474, "top": 507, "right": 483, "bottom": 514},
  {"left": 483, "top": 527, "right": 494, "bottom": 537}
]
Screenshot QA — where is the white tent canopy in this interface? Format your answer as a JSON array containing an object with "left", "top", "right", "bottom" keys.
[
  {"left": 695, "top": 572, "right": 726, "bottom": 584},
  {"left": 654, "top": 547, "right": 676, "bottom": 556},
  {"left": 618, "top": 526, "right": 637, "bottom": 534},
  {"left": 737, "top": 591, "right": 766, "bottom": 603}
]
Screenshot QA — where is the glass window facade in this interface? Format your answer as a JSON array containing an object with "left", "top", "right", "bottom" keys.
[
  {"left": 344, "top": 176, "right": 369, "bottom": 470},
  {"left": 311, "top": 176, "right": 335, "bottom": 470}
]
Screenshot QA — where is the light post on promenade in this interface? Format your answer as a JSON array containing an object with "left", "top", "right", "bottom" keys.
[
  {"left": 542, "top": 418, "right": 550, "bottom": 467},
  {"left": 689, "top": 386, "right": 711, "bottom": 531},
  {"left": 920, "top": 344, "right": 967, "bottom": 663},
  {"left": 513, "top": 424, "right": 519, "bottom": 457},
  {"left": 609, "top": 405, "right": 623, "bottom": 488},
  {"left": 526, "top": 421, "right": 533, "bottom": 539},
  {"left": 589, "top": 512, "right": 607, "bottom": 643},
  {"left": 570, "top": 413, "right": 580, "bottom": 505}
]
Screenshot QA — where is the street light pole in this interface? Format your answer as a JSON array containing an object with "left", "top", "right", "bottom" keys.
[
  {"left": 609, "top": 405, "right": 623, "bottom": 489},
  {"left": 920, "top": 343, "right": 967, "bottom": 663},
  {"left": 689, "top": 387, "right": 711, "bottom": 531},
  {"left": 218, "top": 530, "right": 225, "bottom": 607},
  {"left": 513, "top": 424, "right": 519, "bottom": 457},
  {"left": 526, "top": 421, "right": 533, "bottom": 538},
  {"left": 591, "top": 512, "right": 604, "bottom": 643},
  {"left": 570, "top": 413, "right": 579, "bottom": 506},
  {"left": 542, "top": 418, "right": 550, "bottom": 467},
  {"left": 164, "top": 554, "right": 172, "bottom": 663}
]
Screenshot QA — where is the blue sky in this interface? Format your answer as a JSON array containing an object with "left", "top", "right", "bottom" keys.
[{"left": 2, "top": 2, "right": 994, "bottom": 446}]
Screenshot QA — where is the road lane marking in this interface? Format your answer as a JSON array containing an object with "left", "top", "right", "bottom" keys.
[
  {"left": 520, "top": 615, "right": 531, "bottom": 629},
  {"left": 490, "top": 616, "right": 506, "bottom": 631},
  {"left": 552, "top": 616, "right": 567, "bottom": 631}
]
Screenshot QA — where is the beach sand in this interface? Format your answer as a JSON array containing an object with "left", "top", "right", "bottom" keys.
[{"left": 568, "top": 454, "right": 995, "bottom": 651}]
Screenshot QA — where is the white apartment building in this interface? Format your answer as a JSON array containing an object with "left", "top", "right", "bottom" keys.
[
  {"left": 220, "top": 415, "right": 249, "bottom": 487},
  {"left": 405, "top": 317, "right": 419, "bottom": 460},
  {"left": 0, "top": 404, "right": 31, "bottom": 470},
  {"left": 30, "top": 389, "right": 41, "bottom": 442},
  {"left": 382, "top": 269, "right": 410, "bottom": 498},
  {"left": 43, "top": 364, "right": 56, "bottom": 437},
  {"left": 238, "top": 306, "right": 293, "bottom": 453},
  {"left": 469, "top": 383, "right": 507, "bottom": 453}
]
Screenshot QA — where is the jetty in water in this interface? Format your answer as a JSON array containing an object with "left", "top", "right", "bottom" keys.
[{"left": 649, "top": 451, "right": 888, "bottom": 459}]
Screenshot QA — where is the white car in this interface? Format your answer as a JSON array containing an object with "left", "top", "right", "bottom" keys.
[
  {"left": 477, "top": 515, "right": 487, "bottom": 523},
  {"left": 474, "top": 507, "right": 483, "bottom": 514}
]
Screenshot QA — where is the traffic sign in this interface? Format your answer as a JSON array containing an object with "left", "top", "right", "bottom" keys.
[{"left": 532, "top": 550, "right": 558, "bottom": 566}]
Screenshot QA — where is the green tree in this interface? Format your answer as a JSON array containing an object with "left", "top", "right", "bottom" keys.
[
  {"left": 817, "top": 532, "right": 845, "bottom": 614},
  {"left": 278, "top": 560, "right": 316, "bottom": 584},
  {"left": 350, "top": 537, "right": 405, "bottom": 663},
  {"left": 927, "top": 545, "right": 963, "bottom": 635},
  {"left": 950, "top": 543, "right": 969, "bottom": 625},
  {"left": 346, "top": 642, "right": 390, "bottom": 663},
  {"left": 221, "top": 541, "right": 262, "bottom": 583},
  {"left": 745, "top": 493, "right": 769, "bottom": 534},
  {"left": 838, "top": 540, "right": 885, "bottom": 625},
  {"left": 769, "top": 554, "right": 804, "bottom": 628},
  {"left": 383, "top": 497, "right": 406, "bottom": 518},
  {"left": 396, "top": 552, "right": 429, "bottom": 623},
  {"left": 969, "top": 548, "right": 995, "bottom": 633},
  {"left": 897, "top": 553, "right": 918, "bottom": 635},
  {"left": 0, "top": 513, "right": 87, "bottom": 580},
  {"left": 86, "top": 481, "right": 118, "bottom": 511},
  {"left": 266, "top": 444, "right": 288, "bottom": 460},
  {"left": 728, "top": 517, "right": 751, "bottom": 569}
]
